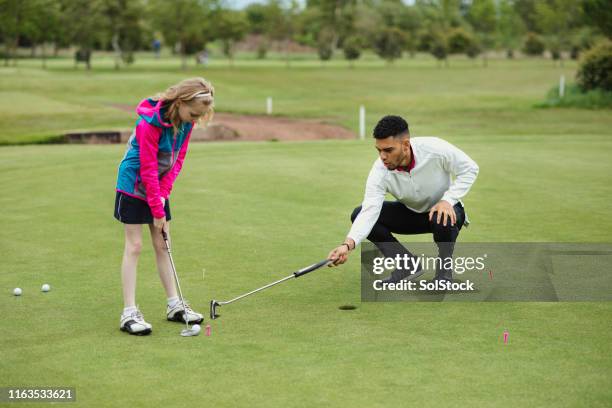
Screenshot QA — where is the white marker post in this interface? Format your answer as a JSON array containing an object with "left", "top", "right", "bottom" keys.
[
  {"left": 359, "top": 105, "right": 366, "bottom": 140},
  {"left": 559, "top": 75, "right": 565, "bottom": 99},
  {"left": 266, "top": 97, "right": 273, "bottom": 115}
]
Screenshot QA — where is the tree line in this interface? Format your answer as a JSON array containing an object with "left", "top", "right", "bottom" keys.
[{"left": 0, "top": 0, "right": 610, "bottom": 69}]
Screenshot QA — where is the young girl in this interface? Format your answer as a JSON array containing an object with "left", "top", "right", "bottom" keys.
[{"left": 114, "top": 77, "right": 214, "bottom": 335}]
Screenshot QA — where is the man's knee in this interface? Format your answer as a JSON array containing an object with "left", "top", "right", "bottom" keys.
[{"left": 350, "top": 206, "right": 362, "bottom": 223}]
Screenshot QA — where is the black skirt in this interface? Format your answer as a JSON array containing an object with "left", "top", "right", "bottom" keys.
[{"left": 114, "top": 191, "right": 171, "bottom": 224}]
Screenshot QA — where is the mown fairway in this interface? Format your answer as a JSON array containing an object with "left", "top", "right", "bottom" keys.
[
  {"left": 1, "top": 53, "right": 610, "bottom": 144},
  {"left": 1, "top": 54, "right": 611, "bottom": 407}
]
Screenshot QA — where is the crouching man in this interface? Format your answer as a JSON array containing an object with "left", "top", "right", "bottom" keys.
[{"left": 327, "top": 115, "right": 479, "bottom": 283}]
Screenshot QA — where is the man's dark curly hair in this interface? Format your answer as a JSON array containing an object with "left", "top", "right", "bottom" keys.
[{"left": 373, "top": 115, "right": 409, "bottom": 139}]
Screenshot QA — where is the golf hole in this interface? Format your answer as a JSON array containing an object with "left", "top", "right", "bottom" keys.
[{"left": 338, "top": 305, "right": 357, "bottom": 311}]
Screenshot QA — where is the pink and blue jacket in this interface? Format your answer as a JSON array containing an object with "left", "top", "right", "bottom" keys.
[{"left": 116, "top": 98, "right": 194, "bottom": 218}]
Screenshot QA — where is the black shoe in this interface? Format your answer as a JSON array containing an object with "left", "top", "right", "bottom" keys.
[
  {"left": 434, "top": 267, "right": 453, "bottom": 282},
  {"left": 382, "top": 266, "right": 426, "bottom": 284}
]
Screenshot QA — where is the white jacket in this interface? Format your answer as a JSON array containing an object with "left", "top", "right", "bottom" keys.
[{"left": 347, "top": 137, "right": 479, "bottom": 246}]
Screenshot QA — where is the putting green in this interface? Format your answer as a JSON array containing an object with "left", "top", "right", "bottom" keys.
[
  {"left": 1, "top": 138, "right": 611, "bottom": 407},
  {"left": 1, "top": 54, "right": 611, "bottom": 406}
]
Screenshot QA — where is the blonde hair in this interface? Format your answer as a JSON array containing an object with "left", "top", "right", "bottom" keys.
[{"left": 154, "top": 77, "right": 215, "bottom": 134}]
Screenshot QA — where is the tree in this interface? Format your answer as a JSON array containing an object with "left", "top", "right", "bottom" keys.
[
  {"left": 245, "top": 3, "right": 268, "bottom": 35},
  {"left": 60, "top": 0, "right": 106, "bottom": 70},
  {"left": 27, "top": 0, "right": 63, "bottom": 68},
  {"left": 343, "top": 35, "right": 361, "bottom": 67},
  {"left": 149, "top": 0, "right": 208, "bottom": 70},
  {"left": 430, "top": 31, "right": 449, "bottom": 66},
  {"left": 466, "top": 39, "right": 481, "bottom": 60},
  {"left": 446, "top": 27, "right": 480, "bottom": 61},
  {"left": 417, "top": 30, "right": 436, "bottom": 52},
  {"left": 246, "top": 1, "right": 289, "bottom": 59},
  {"left": 378, "top": 0, "right": 407, "bottom": 29},
  {"left": 317, "top": 27, "right": 334, "bottom": 62},
  {"left": 352, "top": 1, "right": 383, "bottom": 50},
  {"left": 378, "top": 1, "right": 421, "bottom": 57},
  {"left": 293, "top": 5, "right": 322, "bottom": 47},
  {"left": 373, "top": 27, "right": 405, "bottom": 63},
  {"left": 570, "top": 27, "right": 600, "bottom": 60},
  {"left": 466, "top": 0, "right": 497, "bottom": 66},
  {"left": 576, "top": 40, "right": 612, "bottom": 92},
  {"left": 414, "top": 0, "right": 463, "bottom": 30},
  {"left": 439, "top": 0, "right": 464, "bottom": 28},
  {"left": 523, "top": 32, "right": 545, "bottom": 56},
  {"left": 582, "top": 0, "right": 612, "bottom": 38},
  {"left": 413, "top": 0, "right": 464, "bottom": 61},
  {"left": 497, "top": 0, "right": 525, "bottom": 58},
  {"left": 513, "top": 0, "right": 540, "bottom": 33},
  {"left": 535, "top": 0, "right": 583, "bottom": 66},
  {"left": 309, "top": 0, "right": 357, "bottom": 52},
  {"left": 257, "top": 40, "right": 268, "bottom": 59},
  {"left": 0, "top": 0, "right": 37, "bottom": 66},
  {"left": 447, "top": 27, "right": 476, "bottom": 55},
  {"left": 213, "top": 9, "right": 248, "bottom": 66},
  {"left": 398, "top": 5, "right": 421, "bottom": 57},
  {"left": 101, "top": 0, "right": 146, "bottom": 69},
  {"left": 263, "top": 0, "right": 297, "bottom": 67}
]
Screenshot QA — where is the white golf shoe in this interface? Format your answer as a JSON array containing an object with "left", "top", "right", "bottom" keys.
[
  {"left": 166, "top": 301, "right": 204, "bottom": 324},
  {"left": 120, "top": 307, "right": 152, "bottom": 336}
]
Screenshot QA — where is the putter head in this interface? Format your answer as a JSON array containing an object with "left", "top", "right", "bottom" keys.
[
  {"left": 210, "top": 300, "right": 220, "bottom": 320},
  {"left": 180, "top": 323, "right": 201, "bottom": 337},
  {"left": 180, "top": 328, "right": 200, "bottom": 337}
]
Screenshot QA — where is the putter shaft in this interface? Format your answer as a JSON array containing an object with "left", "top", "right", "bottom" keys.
[
  {"left": 162, "top": 230, "right": 190, "bottom": 331},
  {"left": 210, "top": 259, "right": 331, "bottom": 320},
  {"left": 219, "top": 274, "right": 294, "bottom": 306}
]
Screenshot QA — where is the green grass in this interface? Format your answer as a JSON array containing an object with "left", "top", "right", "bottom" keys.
[
  {"left": 1, "top": 138, "right": 612, "bottom": 407},
  {"left": 2, "top": 52, "right": 611, "bottom": 144},
  {"left": 1, "top": 55, "right": 612, "bottom": 407},
  {"left": 539, "top": 83, "right": 612, "bottom": 109}
]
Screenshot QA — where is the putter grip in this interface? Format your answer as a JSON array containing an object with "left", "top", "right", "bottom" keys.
[
  {"left": 161, "top": 230, "right": 168, "bottom": 241},
  {"left": 293, "top": 259, "right": 330, "bottom": 278}
]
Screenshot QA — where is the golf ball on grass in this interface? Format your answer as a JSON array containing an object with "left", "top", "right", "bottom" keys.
[
  {"left": 13, "top": 288, "right": 22, "bottom": 296},
  {"left": 41, "top": 284, "right": 50, "bottom": 292},
  {"left": 191, "top": 324, "right": 201, "bottom": 334}
]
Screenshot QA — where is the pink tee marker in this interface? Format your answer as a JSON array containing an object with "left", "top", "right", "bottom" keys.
[
  {"left": 503, "top": 330, "right": 509, "bottom": 344},
  {"left": 205, "top": 324, "right": 211, "bottom": 337}
]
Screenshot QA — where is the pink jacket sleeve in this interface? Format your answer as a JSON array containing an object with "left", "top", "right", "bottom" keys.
[
  {"left": 159, "top": 125, "right": 193, "bottom": 199},
  {"left": 136, "top": 120, "right": 166, "bottom": 219}
]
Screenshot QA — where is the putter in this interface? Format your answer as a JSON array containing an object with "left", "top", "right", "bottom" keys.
[
  {"left": 161, "top": 230, "right": 200, "bottom": 337},
  {"left": 210, "top": 259, "right": 331, "bottom": 320}
]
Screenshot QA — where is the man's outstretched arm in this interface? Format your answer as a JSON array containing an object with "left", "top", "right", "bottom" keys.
[{"left": 328, "top": 162, "right": 386, "bottom": 266}]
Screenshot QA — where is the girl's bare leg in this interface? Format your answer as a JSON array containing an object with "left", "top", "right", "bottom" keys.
[
  {"left": 121, "top": 224, "right": 143, "bottom": 308},
  {"left": 149, "top": 223, "right": 178, "bottom": 299}
]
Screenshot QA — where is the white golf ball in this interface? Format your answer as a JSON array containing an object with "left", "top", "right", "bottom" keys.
[
  {"left": 41, "top": 284, "right": 50, "bottom": 292},
  {"left": 13, "top": 288, "right": 22, "bottom": 296},
  {"left": 191, "top": 324, "right": 201, "bottom": 334}
]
